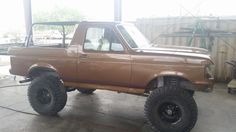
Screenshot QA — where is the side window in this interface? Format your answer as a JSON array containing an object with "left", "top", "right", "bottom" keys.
[
  {"left": 111, "top": 43, "right": 124, "bottom": 52},
  {"left": 84, "top": 27, "right": 124, "bottom": 52}
]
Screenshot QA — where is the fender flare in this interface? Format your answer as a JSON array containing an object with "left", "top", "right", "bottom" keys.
[
  {"left": 27, "top": 63, "right": 58, "bottom": 78},
  {"left": 145, "top": 71, "right": 195, "bottom": 91}
]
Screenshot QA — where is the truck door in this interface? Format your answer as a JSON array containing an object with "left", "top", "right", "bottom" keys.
[{"left": 77, "top": 25, "right": 131, "bottom": 87}]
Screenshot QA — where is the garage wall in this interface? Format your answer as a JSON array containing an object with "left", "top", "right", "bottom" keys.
[{"left": 135, "top": 17, "right": 236, "bottom": 81}]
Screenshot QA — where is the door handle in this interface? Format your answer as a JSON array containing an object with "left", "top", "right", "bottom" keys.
[{"left": 79, "top": 53, "right": 88, "bottom": 59}]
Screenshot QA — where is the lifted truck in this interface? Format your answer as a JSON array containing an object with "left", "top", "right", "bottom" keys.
[{"left": 8, "top": 21, "right": 213, "bottom": 132}]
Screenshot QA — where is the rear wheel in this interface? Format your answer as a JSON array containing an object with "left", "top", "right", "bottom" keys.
[
  {"left": 77, "top": 88, "right": 96, "bottom": 94},
  {"left": 28, "top": 73, "right": 67, "bottom": 116},
  {"left": 145, "top": 86, "right": 198, "bottom": 132}
]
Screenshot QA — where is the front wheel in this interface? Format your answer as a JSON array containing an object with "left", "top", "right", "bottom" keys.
[{"left": 145, "top": 86, "right": 198, "bottom": 132}]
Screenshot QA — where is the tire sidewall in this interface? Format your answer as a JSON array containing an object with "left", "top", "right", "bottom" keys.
[
  {"left": 151, "top": 95, "right": 193, "bottom": 132},
  {"left": 145, "top": 87, "right": 198, "bottom": 132},
  {"left": 28, "top": 73, "right": 67, "bottom": 115}
]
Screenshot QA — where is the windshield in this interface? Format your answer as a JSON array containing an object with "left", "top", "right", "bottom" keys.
[{"left": 117, "top": 24, "right": 150, "bottom": 49}]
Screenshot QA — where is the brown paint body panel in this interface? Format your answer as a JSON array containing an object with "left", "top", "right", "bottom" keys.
[
  {"left": 8, "top": 21, "right": 213, "bottom": 94},
  {"left": 9, "top": 45, "right": 78, "bottom": 82},
  {"left": 77, "top": 53, "right": 131, "bottom": 87},
  {"left": 130, "top": 53, "right": 209, "bottom": 88}
]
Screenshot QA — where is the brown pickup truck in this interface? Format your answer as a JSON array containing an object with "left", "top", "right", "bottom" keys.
[{"left": 8, "top": 21, "right": 213, "bottom": 132}]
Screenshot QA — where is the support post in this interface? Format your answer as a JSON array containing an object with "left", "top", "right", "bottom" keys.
[
  {"left": 23, "top": 0, "right": 32, "bottom": 34},
  {"left": 114, "top": 0, "right": 122, "bottom": 21}
]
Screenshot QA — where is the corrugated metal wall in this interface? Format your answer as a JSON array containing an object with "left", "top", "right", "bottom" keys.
[{"left": 135, "top": 17, "right": 236, "bottom": 81}]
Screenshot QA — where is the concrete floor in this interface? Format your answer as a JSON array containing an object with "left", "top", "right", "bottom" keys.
[{"left": 0, "top": 76, "right": 235, "bottom": 132}]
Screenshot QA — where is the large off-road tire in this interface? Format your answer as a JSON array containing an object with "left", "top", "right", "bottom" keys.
[
  {"left": 145, "top": 86, "right": 198, "bottom": 132},
  {"left": 28, "top": 73, "right": 67, "bottom": 116},
  {"left": 77, "top": 88, "right": 96, "bottom": 94}
]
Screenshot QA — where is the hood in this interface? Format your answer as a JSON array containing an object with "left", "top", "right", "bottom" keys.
[
  {"left": 134, "top": 46, "right": 212, "bottom": 62},
  {"left": 144, "top": 45, "right": 209, "bottom": 54}
]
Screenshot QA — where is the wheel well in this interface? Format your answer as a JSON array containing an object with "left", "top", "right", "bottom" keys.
[
  {"left": 145, "top": 76, "right": 195, "bottom": 93},
  {"left": 28, "top": 67, "right": 57, "bottom": 78}
]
